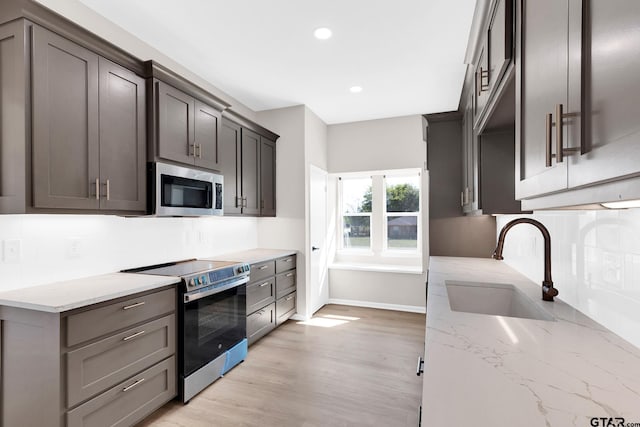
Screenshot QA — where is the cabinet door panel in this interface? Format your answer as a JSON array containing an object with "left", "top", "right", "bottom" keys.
[
  {"left": 157, "top": 81, "right": 194, "bottom": 165},
  {"left": 98, "top": 58, "right": 146, "bottom": 212},
  {"left": 241, "top": 128, "right": 260, "bottom": 215},
  {"left": 32, "top": 26, "right": 100, "bottom": 209},
  {"left": 220, "top": 120, "right": 241, "bottom": 214},
  {"left": 0, "top": 22, "right": 27, "bottom": 213},
  {"left": 489, "top": 0, "right": 512, "bottom": 91},
  {"left": 260, "top": 138, "right": 276, "bottom": 216},
  {"left": 194, "top": 100, "right": 221, "bottom": 170},
  {"left": 568, "top": 1, "right": 640, "bottom": 187},
  {"left": 515, "top": 0, "right": 568, "bottom": 198}
]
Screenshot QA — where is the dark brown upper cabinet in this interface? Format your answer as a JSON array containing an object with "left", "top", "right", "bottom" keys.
[
  {"left": 145, "top": 61, "right": 227, "bottom": 172},
  {"left": 515, "top": 0, "right": 640, "bottom": 208},
  {"left": 473, "top": 0, "right": 514, "bottom": 129},
  {"left": 32, "top": 26, "right": 146, "bottom": 212},
  {"left": 220, "top": 112, "right": 278, "bottom": 217},
  {"left": 260, "top": 138, "right": 276, "bottom": 216},
  {"left": 0, "top": 20, "right": 29, "bottom": 214}
]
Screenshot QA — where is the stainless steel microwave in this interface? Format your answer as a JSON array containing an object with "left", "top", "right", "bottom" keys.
[{"left": 150, "top": 162, "right": 223, "bottom": 216}]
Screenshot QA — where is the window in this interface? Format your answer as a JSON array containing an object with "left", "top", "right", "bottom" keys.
[
  {"left": 385, "top": 175, "right": 420, "bottom": 250},
  {"left": 341, "top": 177, "right": 372, "bottom": 250},
  {"left": 338, "top": 169, "right": 421, "bottom": 257}
]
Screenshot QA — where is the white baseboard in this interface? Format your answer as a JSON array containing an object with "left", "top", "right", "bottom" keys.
[{"left": 327, "top": 298, "right": 426, "bottom": 314}]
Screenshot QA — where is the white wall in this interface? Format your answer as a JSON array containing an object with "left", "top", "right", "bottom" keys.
[
  {"left": 256, "top": 106, "right": 308, "bottom": 316},
  {"left": 34, "top": 0, "right": 256, "bottom": 120},
  {"left": 328, "top": 115, "right": 425, "bottom": 173},
  {"left": 496, "top": 209, "right": 640, "bottom": 349},
  {"left": 0, "top": 215, "right": 257, "bottom": 291},
  {"left": 327, "top": 115, "right": 427, "bottom": 312}
]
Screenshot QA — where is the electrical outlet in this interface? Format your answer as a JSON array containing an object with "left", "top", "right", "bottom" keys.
[
  {"left": 3, "top": 239, "right": 22, "bottom": 263},
  {"left": 66, "top": 238, "right": 82, "bottom": 259}
]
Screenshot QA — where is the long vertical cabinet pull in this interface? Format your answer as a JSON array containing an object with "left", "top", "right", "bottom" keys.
[
  {"left": 556, "top": 103, "right": 564, "bottom": 163},
  {"left": 545, "top": 104, "right": 581, "bottom": 167},
  {"left": 95, "top": 179, "right": 100, "bottom": 200},
  {"left": 545, "top": 113, "right": 553, "bottom": 167}
]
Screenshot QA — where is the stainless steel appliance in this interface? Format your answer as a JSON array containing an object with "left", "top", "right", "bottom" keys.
[
  {"left": 150, "top": 162, "right": 223, "bottom": 216},
  {"left": 127, "top": 259, "right": 250, "bottom": 402}
]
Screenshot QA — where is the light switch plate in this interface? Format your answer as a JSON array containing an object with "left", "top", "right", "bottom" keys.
[{"left": 3, "top": 239, "right": 22, "bottom": 263}]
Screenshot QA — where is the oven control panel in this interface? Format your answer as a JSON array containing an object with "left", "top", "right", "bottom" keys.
[{"left": 186, "top": 263, "right": 250, "bottom": 289}]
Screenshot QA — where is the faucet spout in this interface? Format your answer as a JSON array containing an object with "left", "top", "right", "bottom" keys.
[{"left": 493, "top": 218, "right": 558, "bottom": 302}]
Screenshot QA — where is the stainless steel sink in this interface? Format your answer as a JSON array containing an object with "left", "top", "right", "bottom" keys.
[{"left": 445, "top": 281, "right": 555, "bottom": 321}]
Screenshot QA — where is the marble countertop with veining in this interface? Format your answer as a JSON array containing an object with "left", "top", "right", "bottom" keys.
[
  {"left": 423, "top": 257, "right": 640, "bottom": 426},
  {"left": 0, "top": 273, "right": 179, "bottom": 313}
]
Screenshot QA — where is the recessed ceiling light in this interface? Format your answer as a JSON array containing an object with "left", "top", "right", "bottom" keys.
[
  {"left": 349, "top": 86, "right": 363, "bottom": 93},
  {"left": 314, "top": 27, "right": 332, "bottom": 40}
]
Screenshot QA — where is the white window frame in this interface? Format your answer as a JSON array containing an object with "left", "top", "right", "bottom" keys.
[
  {"left": 338, "top": 176, "right": 373, "bottom": 254},
  {"left": 337, "top": 169, "right": 422, "bottom": 262},
  {"left": 383, "top": 172, "right": 422, "bottom": 254}
]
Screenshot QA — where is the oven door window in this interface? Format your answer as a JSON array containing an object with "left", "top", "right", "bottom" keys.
[
  {"left": 162, "top": 174, "right": 212, "bottom": 209},
  {"left": 183, "top": 285, "right": 246, "bottom": 376}
]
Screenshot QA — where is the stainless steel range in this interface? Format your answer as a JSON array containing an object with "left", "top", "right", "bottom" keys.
[{"left": 127, "top": 259, "right": 250, "bottom": 402}]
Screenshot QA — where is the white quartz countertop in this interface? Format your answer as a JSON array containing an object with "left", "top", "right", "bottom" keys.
[
  {"left": 0, "top": 273, "right": 179, "bottom": 313},
  {"left": 423, "top": 257, "right": 640, "bottom": 426},
  {"left": 202, "top": 248, "right": 296, "bottom": 264}
]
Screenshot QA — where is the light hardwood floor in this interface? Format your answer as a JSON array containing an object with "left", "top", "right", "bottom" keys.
[{"left": 139, "top": 304, "right": 426, "bottom": 427}]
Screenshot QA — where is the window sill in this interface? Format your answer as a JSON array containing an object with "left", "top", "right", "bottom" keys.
[{"left": 328, "top": 263, "right": 424, "bottom": 275}]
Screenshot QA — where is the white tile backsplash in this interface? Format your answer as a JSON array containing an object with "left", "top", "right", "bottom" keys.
[
  {"left": 0, "top": 215, "right": 258, "bottom": 291},
  {"left": 497, "top": 209, "right": 640, "bottom": 348}
]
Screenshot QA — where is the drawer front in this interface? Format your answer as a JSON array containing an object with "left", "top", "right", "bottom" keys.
[
  {"left": 275, "top": 254, "right": 296, "bottom": 273},
  {"left": 275, "top": 270, "right": 296, "bottom": 299},
  {"left": 67, "top": 314, "right": 176, "bottom": 408},
  {"left": 67, "top": 356, "right": 176, "bottom": 427},
  {"left": 250, "top": 260, "right": 275, "bottom": 282},
  {"left": 67, "top": 287, "right": 176, "bottom": 347},
  {"left": 247, "top": 302, "right": 275, "bottom": 346},
  {"left": 276, "top": 291, "right": 296, "bottom": 324},
  {"left": 246, "top": 277, "right": 275, "bottom": 314}
]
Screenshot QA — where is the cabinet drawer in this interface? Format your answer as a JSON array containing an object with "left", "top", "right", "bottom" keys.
[
  {"left": 275, "top": 270, "right": 296, "bottom": 299},
  {"left": 246, "top": 277, "right": 275, "bottom": 314},
  {"left": 247, "top": 302, "right": 275, "bottom": 346},
  {"left": 250, "top": 260, "right": 275, "bottom": 282},
  {"left": 276, "top": 291, "right": 296, "bottom": 325},
  {"left": 66, "top": 287, "right": 176, "bottom": 347},
  {"left": 67, "top": 314, "right": 175, "bottom": 408},
  {"left": 67, "top": 356, "right": 176, "bottom": 427},
  {"left": 275, "top": 255, "right": 296, "bottom": 273}
]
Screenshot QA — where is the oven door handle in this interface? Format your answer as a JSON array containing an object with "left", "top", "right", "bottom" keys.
[{"left": 183, "top": 276, "right": 249, "bottom": 304}]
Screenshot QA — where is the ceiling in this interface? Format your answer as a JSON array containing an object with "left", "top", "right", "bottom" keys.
[{"left": 49, "top": 0, "right": 477, "bottom": 124}]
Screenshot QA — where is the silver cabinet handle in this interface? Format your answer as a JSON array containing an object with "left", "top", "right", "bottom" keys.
[
  {"left": 189, "top": 143, "right": 196, "bottom": 157},
  {"left": 285, "top": 258, "right": 292, "bottom": 263},
  {"left": 95, "top": 178, "right": 100, "bottom": 200},
  {"left": 285, "top": 295, "right": 294, "bottom": 301},
  {"left": 122, "top": 378, "right": 145, "bottom": 392},
  {"left": 259, "top": 281, "right": 270, "bottom": 287},
  {"left": 259, "top": 265, "right": 269, "bottom": 270},
  {"left": 122, "top": 330, "right": 145, "bottom": 341},
  {"left": 196, "top": 144, "right": 202, "bottom": 158},
  {"left": 286, "top": 272, "right": 294, "bottom": 277},
  {"left": 545, "top": 113, "right": 553, "bottom": 167},
  {"left": 106, "top": 179, "right": 110, "bottom": 201},
  {"left": 122, "top": 301, "right": 145, "bottom": 310},
  {"left": 416, "top": 356, "right": 424, "bottom": 376}
]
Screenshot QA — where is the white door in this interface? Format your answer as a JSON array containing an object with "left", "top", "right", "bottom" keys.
[{"left": 309, "top": 165, "right": 329, "bottom": 314}]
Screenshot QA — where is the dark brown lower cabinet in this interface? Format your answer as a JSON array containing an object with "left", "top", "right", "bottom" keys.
[
  {"left": 246, "top": 254, "right": 297, "bottom": 345},
  {"left": 0, "top": 286, "right": 177, "bottom": 427}
]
